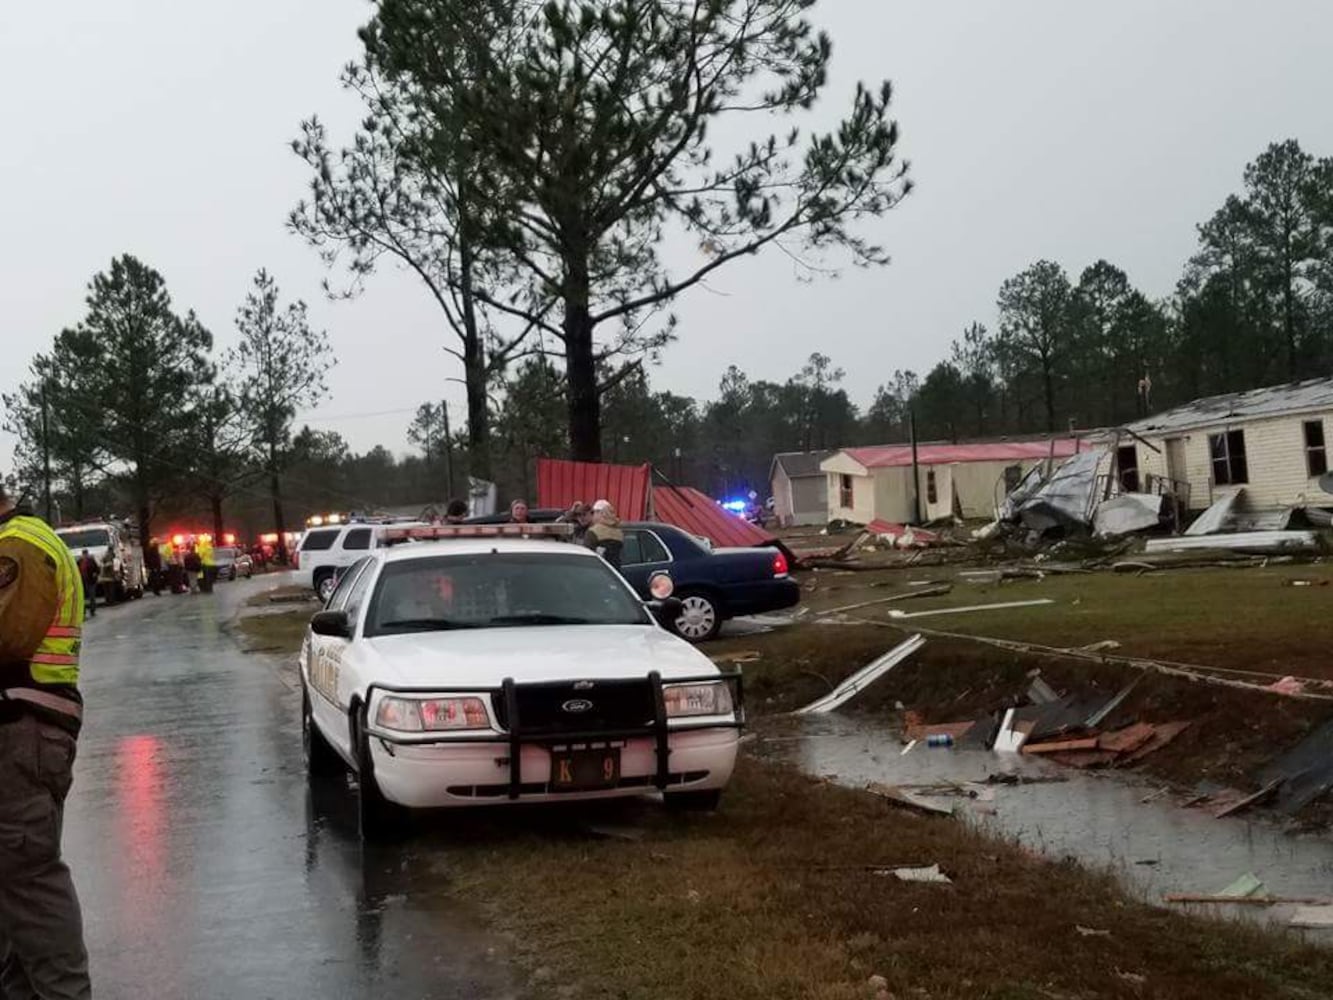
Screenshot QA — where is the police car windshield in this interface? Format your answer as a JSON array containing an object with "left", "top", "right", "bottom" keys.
[
  {"left": 57, "top": 528, "right": 110, "bottom": 549},
  {"left": 366, "top": 553, "right": 650, "bottom": 636}
]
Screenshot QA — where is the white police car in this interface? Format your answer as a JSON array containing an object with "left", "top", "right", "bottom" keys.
[{"left": 299, "top": 523, "right": 743, "bottom": 839}]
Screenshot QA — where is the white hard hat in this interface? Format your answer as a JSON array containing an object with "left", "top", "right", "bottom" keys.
[{"left": 592, "top": 499, "right": 613, "bottom": 512}]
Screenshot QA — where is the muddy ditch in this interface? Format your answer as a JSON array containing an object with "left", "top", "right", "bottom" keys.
[{"left": 720, "top": 621, "right": 1333, "bottom": 937}]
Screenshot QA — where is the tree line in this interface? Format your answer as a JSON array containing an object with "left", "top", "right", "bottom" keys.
[{"left": 4, "top": 257, "right": 333, "bottom": 557}]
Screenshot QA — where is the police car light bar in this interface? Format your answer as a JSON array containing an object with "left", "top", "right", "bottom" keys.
[{"left": 383, "top": 523, "right": 575, "bottom": 542}]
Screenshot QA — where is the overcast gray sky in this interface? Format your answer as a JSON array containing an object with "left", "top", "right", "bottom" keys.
[{"left": 5, "top": 0, "right": 1333, "bottom": 471}]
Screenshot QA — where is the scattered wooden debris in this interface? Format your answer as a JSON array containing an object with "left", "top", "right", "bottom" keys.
[
  {"left": 890, "top": 864, "right": 952, "bottom": 884},
  {"left": 711, "top": 650, "right": 761, "bottom": 665},
  {"left": 1213, "top": 779, "right": 1283, "bottom": 818}
]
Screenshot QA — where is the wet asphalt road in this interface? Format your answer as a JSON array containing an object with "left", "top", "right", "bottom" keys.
[{"left": 63, "top": 576, "right": 515, "bottom": 1000}]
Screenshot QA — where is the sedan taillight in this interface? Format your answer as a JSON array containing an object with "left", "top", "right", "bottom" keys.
[{"left": 772, "top": 551, "right": 789, "bottom": 577}]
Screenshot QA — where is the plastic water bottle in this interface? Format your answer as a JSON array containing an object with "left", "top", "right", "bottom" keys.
[{"left": 926, "top": 733, "right": 954, "bottom": 748}]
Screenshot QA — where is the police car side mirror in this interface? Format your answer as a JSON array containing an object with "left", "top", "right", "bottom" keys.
[
  {"left": 310, "top": 609, "right": 352, "bottom": 639},
  {"left": 647, "top": 597, "right": 683, "bottom": 628}
]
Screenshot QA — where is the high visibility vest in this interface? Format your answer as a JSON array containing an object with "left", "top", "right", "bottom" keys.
[
  {"left": 198, "top": 538, "right": 215, "bottom": 567},
  {"left": 158, "top": 542, "right": 173, "bottom": 563},
  {"left": 0, "top": 514, "right": 82, "bottom": 689}
]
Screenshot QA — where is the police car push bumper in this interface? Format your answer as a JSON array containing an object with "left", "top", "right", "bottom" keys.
[{"left": 362, "top": 672, "right": 742, "bottom": 808}]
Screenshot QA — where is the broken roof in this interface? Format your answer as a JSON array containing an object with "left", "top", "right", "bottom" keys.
[
  {"left": 770, "top": 450, "right": 835, "bottom": 479},
  {"left": 834, "top": 439, "right": 1082, "bottom": 471},
  {"left": 1127, "top": 377, "right": 1333, "bottom": 437}
]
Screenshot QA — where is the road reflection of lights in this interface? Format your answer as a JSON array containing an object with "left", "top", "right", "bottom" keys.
[{"left": 116, "top": 734, "right": 166, "bottom": 921}]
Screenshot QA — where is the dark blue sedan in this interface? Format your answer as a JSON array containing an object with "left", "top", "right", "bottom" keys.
[{"left": 618, "top": 522, "right": 801, "bottom": 641}]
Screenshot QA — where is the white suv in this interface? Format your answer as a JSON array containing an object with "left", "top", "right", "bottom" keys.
[{"left": 296, "top": 523, "right": 417, "bottom": 602}]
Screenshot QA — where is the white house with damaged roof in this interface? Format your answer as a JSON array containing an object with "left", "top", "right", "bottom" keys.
[
  {"left": 1122, "top": 377, "right": 1333, "bottom": 512},
  {"left": 769, "top": 451, "right": 834, "bottom": 526}
]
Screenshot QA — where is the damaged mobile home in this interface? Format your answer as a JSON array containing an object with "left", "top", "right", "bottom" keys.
[{"left": 987, "top": 377, "right": 1333, "bottom": 540}]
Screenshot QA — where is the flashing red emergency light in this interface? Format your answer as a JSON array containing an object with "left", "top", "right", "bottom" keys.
[
  {"left": 222, "top": 533, "right": 237, "bottom": 546},
  {"left": 260, "top": 533, "right": 279, "bottom": 544},
  {"left": 382, "top": 523, "right": 575, "bottom": 543},
  {"left": 171, "top": 534, "right": 186, "bottom": 547}
]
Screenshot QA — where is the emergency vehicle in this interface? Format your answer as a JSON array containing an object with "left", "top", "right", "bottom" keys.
[
  {"left": 55, "top": 519, "right": 145, "bottom": 602},
  {"left": 299, "top": 523, "right": 742, "bottom": 840}
]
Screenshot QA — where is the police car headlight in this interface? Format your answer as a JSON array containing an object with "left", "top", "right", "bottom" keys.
[
  {"left": 663, "top": 682, "right": 733, "bottom": 718},
  {"left": 374, "top": 696, "right": 490, "bottom": 732},
  {"left": 419, "top": 697, "right": 490, "bottom": 730}
]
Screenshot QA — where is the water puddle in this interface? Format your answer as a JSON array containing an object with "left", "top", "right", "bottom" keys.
[{"left": 767, "top": 713, "right": 1333, "bottom": 941}]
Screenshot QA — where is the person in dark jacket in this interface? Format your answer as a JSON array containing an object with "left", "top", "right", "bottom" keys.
[
  {"left": 75, "top": 550, "right": 99, "bottom": 618},
  {"left": 583, "top": 500, "right": 624, "bottom": 570}
]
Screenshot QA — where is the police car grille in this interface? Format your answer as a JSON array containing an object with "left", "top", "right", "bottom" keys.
[{"left": 495, "top": 678, "right": 656, "bottom": 736}]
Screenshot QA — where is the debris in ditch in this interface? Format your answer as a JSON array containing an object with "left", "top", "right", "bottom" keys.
[
  {"left": 1023, "top": 737, "right": 1100, "bottom": 756},
  {"left": 1027, "top": 674, "right": 1060, "bottom": 705},
  {"left": 794, "top": 635, "right": 926, "bottom": 715},
  {"left": 711, "top": 650, "right": 761, "bottom": 665},
  {"left": 1143, "top": 530, "right": 1320, "bottom": 555},
  {"left": 891, "top": 864, "right": 952, "bottom": 885},
  {"left": 1282, "top": 578, "right": 1330, "bottom": 587},
  {"left": 904, "top": 720, "right": 976, "bottom": 744},
  {"left": 992, "top": 708, "right": 1029, "bottom": 754},
  {"left": 1120, "top": 721, "right": 1192, "bottom": 765},
  {"left": 1265, "top": 676, "right": 1306, "bottom": 696},
  {"left": 1075, "top": 925, "right": 1112, "bottom": 938},
  {"left": 866, "top": 782, "right": 955, "bottom": 816},
  {"left": 1139, "top": 787, "right": 1170, "bottom": 804},
  {"left": 887, "top": 599, "right": 1054, "bottom": 620},
  {"left": 1076, "top": 639, "right": 1123, "bottom": 654},
  {"left": 899, "top": 739, "right": 918, "bottom": 756},
  {"left": 984, "top": 772, "right": 1068, "bottom": 786},
  {"left": 1218, "top": 872, "right": 1266, "bottom": 899},
  {"left": 1262, "top": 719, "right": 1333, "bottom": 814},
  {"left": 1289, "top": 906, "right": 1333, "bottom": 928},
  {"left": 1098, "top": 722, "right": 1156, "bottom": 755},
  {"left": 1166, "top": 893, "right": 1333, "bottom": 906},
  {"left": 1213, "top": 779, "right": 1283, "bottom": 818},
  {"left": 1085, "top": 677, "right": 1142, "bottom": 728}
]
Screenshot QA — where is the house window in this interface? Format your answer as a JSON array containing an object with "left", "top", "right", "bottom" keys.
[
  {"left": 1305, "top": 420, "right": 1328, "bottom": 477},
  {"left": 839, "top": 474, "right": 854, "bottom": 509},
  {"left": 1116, "top": 445, "right": 1140, "bottom": 493},
  {"left": 1208, "top": 429, "right": 1248, "bottom": 486},
  {"left": 926, "top": 469, "right": 938, "bottom": 505}
]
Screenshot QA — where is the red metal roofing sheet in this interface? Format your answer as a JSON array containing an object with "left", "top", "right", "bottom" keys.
[
  {"left": 537, "top": 459, "right": 777, "bottom": 549},
  {"left": 652, "top": 485, "right": 777, "bottom": 550},
  {"left": 844, "top": 439, "right": 1081, "bottom": 470},
  {"left": 536, "top": 459, "right": 651, "bottom": 519}
]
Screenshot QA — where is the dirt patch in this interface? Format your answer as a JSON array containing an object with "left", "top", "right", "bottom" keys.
[{"left": 448, "top": 756, "right": 1333, "bottom": 1000}]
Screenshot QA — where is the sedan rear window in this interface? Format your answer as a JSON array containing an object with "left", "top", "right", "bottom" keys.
[
  {"left": 366, "top": 553, "right": 650, "bottom": 636},
  {"left": 300, "top": 529, "right": 340, "bottom": 552}
]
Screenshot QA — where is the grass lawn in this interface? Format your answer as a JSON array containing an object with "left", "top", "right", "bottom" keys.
[{"left": 797, "top": 561, "right": 1333, "bottom": 678}]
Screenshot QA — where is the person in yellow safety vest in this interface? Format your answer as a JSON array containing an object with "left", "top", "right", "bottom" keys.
[
  {"left": 0, "top": 482, "right": 92, "bottom": 998},
  {"left": 197, "top": 534, "right": 215, "bottom": 593}
]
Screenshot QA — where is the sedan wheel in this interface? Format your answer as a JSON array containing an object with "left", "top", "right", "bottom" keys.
[{"left": 673, "top": 593, "right": 721, "bottom": 642}]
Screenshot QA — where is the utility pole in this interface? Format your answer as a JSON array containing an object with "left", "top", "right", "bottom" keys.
[
  {"left": 442, "top": 400, "right": 455, "bottom": 498},
  {"left": 39, "top": 380, "right": 53, "bottom": 522},
  {"left": 909, "top": 408, "right": 922, "bottom": 526}
]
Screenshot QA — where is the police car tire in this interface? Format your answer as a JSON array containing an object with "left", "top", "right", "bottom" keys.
[
  {"left": 355, "top": 714, "right": 407, "bottom": 842},
  {"left": 302, "top": 688, "right": 343, "bottom": 779},
  {"left": 664, "top": 789, "right": 723, "bottom": 812}
]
